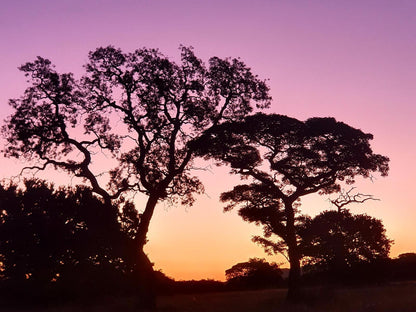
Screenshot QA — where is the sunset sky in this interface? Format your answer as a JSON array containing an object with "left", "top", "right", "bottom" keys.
[{"left": 0, "top": 0, "right": 415, "bottom": 281}]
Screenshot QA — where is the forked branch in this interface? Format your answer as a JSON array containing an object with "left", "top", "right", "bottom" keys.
[{"left": 330, "top": 187, "right": 379, "bottom": 212}]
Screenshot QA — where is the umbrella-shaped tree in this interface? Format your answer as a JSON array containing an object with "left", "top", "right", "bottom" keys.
[{"left": 194, "top": 113, "right": 389, "bottom": 301}]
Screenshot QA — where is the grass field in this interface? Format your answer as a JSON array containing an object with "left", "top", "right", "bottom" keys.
[
  {"left": 156, "top": 283, "right": 416, "bottom": 312},
  {"left": 9, "top": 282, "right": 416, "bottom": 312}
]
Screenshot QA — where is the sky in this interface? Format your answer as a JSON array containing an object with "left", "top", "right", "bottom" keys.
[{"left": 0, "top": 0, "right": 415, "bottom": 281}]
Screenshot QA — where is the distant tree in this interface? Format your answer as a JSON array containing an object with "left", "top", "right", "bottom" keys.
[
  {"left": 391, "top": 253, "right": 416, "bottom": 281},
  {"left": 0, "top": 179, "right": 136, "bottom": 289},
  {"left": 225, "top": 258, "right": 283, "bottom": 289},
  {"left": 2, "top": 46, "right": 271, "bottom": 307},
  {"left": 169, "top": 279, "right": 225, "bottom": 294},
  {"left": 397, "top": 253, "right": 416, "bottom": 261},
  {"left": 194, "top": 113, "right": 389, "bottom": 301},
  {"left": 298, "top": 209, "right": 392, "bottom": 274}
]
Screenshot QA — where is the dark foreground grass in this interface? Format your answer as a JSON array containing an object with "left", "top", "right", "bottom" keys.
[
  {"left": 157, "top": 282, "right": 416, "bottom": 312},
  {"left": 7, "top": 282, "right": 416, "bottom": 312}
]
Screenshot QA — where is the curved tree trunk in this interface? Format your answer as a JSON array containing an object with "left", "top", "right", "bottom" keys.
[
  {"left": 133, "top": 248, "right": 156, "bottom": 311},
  {"left": 133, "top": 194, "right": 160, "bottom": 311},
  {"left": 97, "top": 188, "right": 160, "bottom": 310},
  {"left": 136, "top": 194, "right": 159, "bottom": 248}
]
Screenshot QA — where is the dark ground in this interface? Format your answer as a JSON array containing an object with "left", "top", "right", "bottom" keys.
[{"left": 5, "top": 281, "right": 416, "bottom": 312}]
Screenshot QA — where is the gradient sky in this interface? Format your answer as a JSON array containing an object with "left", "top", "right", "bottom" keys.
[{"left": 0, "top": 0, "right": 415, "bottom": 281}]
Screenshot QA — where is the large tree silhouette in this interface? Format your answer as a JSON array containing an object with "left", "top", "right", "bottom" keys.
[
  {"left": 194, "top": 113, "right": 389, "bottom": 301},
  {"left": 2, "top": 46, "right": 270, "bottom": 307}
]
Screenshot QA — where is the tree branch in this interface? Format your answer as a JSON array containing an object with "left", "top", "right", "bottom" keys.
[{"left": 330, "top": 187, "right": 379, "bottom": 212}]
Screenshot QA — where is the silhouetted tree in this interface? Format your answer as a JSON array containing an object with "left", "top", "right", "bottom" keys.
[
  {"left": 391, "top": 253, "right": 416, "bottom": 281},
  {"left": 298, "top": 210, "right": 392, "bottom": 276},
  {"left": 2, "top": 46, "right": 271, "bottom": 307},
  {"left": 0, "top": 179, "right": 139, "bottom": 303},
  {"left": 396, "top": 252, "right": 416, "bottom": 262},
  {"left": 225, "top": 258, "right": 283, "bottom": 289},
  {"left": 194, "top": 113, "right": 389, "bottom": 301}
]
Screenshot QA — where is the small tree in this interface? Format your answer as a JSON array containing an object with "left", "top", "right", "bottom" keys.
[
  {"left": 2, "top": 47, "right": 271, "bottom": 306},
  {"left": 298, "top": 209, "right": 392, "bottom": 273},
  {"left": 391, "top": 253, "right": 416, "bottom": 281},
  {"left": 298, "top": 188, "right": 391, "bottom": 278},
  {"left": 225, "top": 258, "right": 283, "bottom": 289},
  {"left": 195, "top": 113, "right": 389, "bottom": 301}
]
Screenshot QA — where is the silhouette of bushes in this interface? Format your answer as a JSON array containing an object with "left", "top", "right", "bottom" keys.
[
  {"left": 0, "top": 179, "right": 141, "bottom": 307},
  {"left": 390, "top": 253, "right": 416, "bottom": 281}
]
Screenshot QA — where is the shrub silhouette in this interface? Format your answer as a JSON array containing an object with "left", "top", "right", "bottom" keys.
[
  {"left": 0, "top": 179, "right": 139, "bottom": 306},
  {"left": 298, "top": 209, "right": 392, "bottom": 276}
]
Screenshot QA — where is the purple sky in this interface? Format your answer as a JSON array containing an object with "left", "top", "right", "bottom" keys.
[{"left": 0, "top": 0, "right": 415, "bottom": 280}]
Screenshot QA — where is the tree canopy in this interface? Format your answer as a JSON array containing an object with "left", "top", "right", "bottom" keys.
[{"left": 3, "top": 46, "right": 271, "bottom": 240}]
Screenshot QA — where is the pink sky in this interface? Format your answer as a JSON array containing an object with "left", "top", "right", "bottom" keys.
[{"left": 0, "top": 0, "right": 415, "bottom": 281}]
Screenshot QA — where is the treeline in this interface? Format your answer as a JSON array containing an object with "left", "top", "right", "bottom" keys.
[
  {"left": 155, "top": 255, "right": 416, "bottom": 295},
  {"left": 301, "top": 253, "right": 416, "bottom": 286}
]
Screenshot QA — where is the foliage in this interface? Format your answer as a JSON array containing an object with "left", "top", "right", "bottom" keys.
[
  {"left": 0, "top": 179, "right": 136, "bottom": 284},
  {"left": 3, "top": 46, "right": 271, "bottom": 250},
  {"left": 194, "top": 112, "right": 389, "bottom": 300},
  {"left": 298, "top": 209, "right": 392, "bottom": 272},
  {"left": 225, "top": 258, "right": 283, "bottom": 289}
]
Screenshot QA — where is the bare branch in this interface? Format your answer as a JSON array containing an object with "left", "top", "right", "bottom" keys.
[{"left": 330, "top": 187, "right": 380, "bottom": 212}]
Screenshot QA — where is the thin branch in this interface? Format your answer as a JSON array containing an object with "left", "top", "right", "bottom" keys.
[{"left": 330, "top": 187, "right": 379, "bottom": 212}]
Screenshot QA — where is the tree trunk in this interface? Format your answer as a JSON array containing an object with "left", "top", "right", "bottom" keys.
[
  {"left": 133, "top": 194, "right": 160, "bottom": 311},
  {"left": 99, "top": 190, "right": 159, "bottom": 310},
  {"left": 285, "top": 201, "right": 302, "bottom": 302},
  {"left": 136, "top": 194, "right": 159, "bottom": 248},
  {"left": 286, "top": 244, "right": 302, "bottom": 302},
  {"left": 133, "top": 249, "right": 156, "bottom": 311},
  {"left": 333, "top": 212, "right": 347, "bottom": 282}
]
